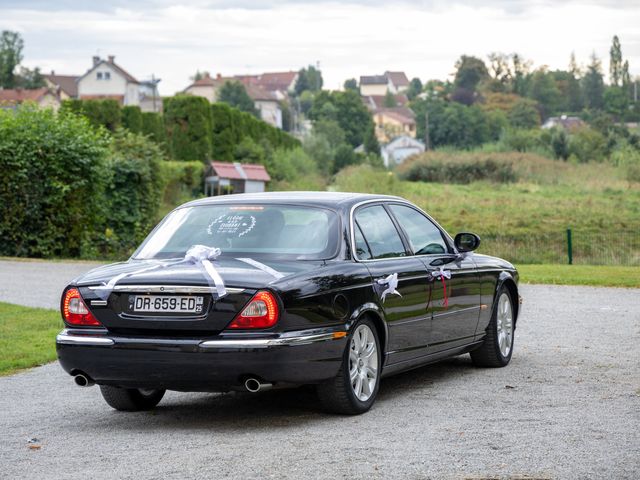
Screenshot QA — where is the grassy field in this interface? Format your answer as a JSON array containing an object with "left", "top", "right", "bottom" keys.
[
  {"left": 0, "top": 302, "right": 61, "bottom": 376},
  {"left": 517, "top": 264, "right": 640, "bottom": 288},
  {"left": 333, "top": 152, "right": 640, "bottom": 265}
]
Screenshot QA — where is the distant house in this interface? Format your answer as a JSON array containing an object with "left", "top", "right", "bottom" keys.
[
  {"left": 373, "top": 107, "right": 417, "bottom": 143},
  {"left": 234, "top": 71, "right": 298, "bottom": 100},
  {"left": 0, "top": 87, "right": 61, "bottom": 111},
  {"left": 363, "top": 93, "right": 409, "bottom": 110},
  {"left": 183, "top": 73, "right": 224, "bottom": 102},
  {"left": 244, "top": 85, "right": 283, "bottom": 129},
  {"left": 204, "top": 161, "right": 271, "bottom": 196},
  {"left": 381, "top": 135, "right": 425, "bottom": 168},
  {"left": 77, "top": 55, "right": 161, "bottom": 112},
  {"left": 360, "top": 71, "right": 410, "bottom": 96},
  {"left": 45, "top": 72, "right": 79, "bottom": 100},
  {"left": 542, "top": 115, "right": 585, "bottom": 130},
  {"left": 184, "top": 72, "right": 284, "bottom": 128}
]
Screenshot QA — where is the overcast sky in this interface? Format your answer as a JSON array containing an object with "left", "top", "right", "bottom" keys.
[{"left": 1, "top": 0, "right": 639, "bottom": 95}]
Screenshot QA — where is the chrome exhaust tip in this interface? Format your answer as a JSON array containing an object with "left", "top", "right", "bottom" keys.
[
  {"left": 73, "top": 374, "right": 95, "bottom": 388},
  {"left": 244, "top": 378, "right": 272, "bottom": 393}
]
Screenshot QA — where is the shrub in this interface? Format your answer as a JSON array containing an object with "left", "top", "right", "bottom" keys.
[
  {"left": 122, "top": 106, "right": 143, "bottom": 133},
  {"left": 0, "top": 106, "right": 110, "bottom": 257},
  {"left": 399, "top": 158, "right": 517, "bottom": 184},
  {"left": 210, "top": 102, "right": 300, "bottom": 162},
  {"left": 164, "top": 95, "right": 212, "bottom": 161},
  {"left": 60, "top": 98, "right": 122, "bottom": 132},
  {"left": 98, "top": 130, "right": 167, "bottom": 257},
  {"left": 568, "top": 127, "right": 608, "bottom": 162},
  {"left": 158, "top": 160, "right": 204, "bottom": 216},
  {"left": 141, "top": 111, "right": 167, "bottom": 147}
]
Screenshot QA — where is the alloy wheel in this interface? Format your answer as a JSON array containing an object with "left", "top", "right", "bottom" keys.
[
  {"left": 496, "top": 292, "right": 514, "bottom": 357},
  {"left": 349, "top": 324, "right": 378, "bottom": 401}
]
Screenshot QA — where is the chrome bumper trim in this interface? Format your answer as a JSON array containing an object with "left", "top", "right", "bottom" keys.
[
  {"left": 87, "top": 285, "right": 245, "bottom": 294},
  {"left": 56, "top": 331, "right": 115, "bottom": 346},
  {"left": 199, "top": 331, "right": 341, "bottom": 349}
]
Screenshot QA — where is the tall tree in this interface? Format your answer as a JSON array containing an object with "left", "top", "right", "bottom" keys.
[
  {"left": 511, "top": 53, "right": 531, "bottom": 95},
  {"left": 0, "top": 30, "right": 24, "bottom": 88},
  {"left": 383, "top": 90, "right": 397, "bottom": 107},
  {"left": 609, "top": 35, "right": 623, "bottom": 87},
  {"left": 17, "top": 66, "right": 46, "bottom": 88},
  {"left": 406, "top": 77, "right": 423, "bottom": 100},
  {"left": 295, "top": 65, "right": 323, "bottom": 96},
  {"left": 582, "top": 53, "right": 605, "bottom": 110},
  {"left": 527, "top": 68, "right": 562, "bottom": 118},
  {"left": 309, "top": 90, "right": 374, "bottom": 147},
  {"left": 453, "top": 55, "right": 489, "bottom": 91},
  {"left": 343, "top": 78, "right": 358, "bottom": 92},
  {"left": 217, "top": 81, "right": 259, "bottom": 117}
]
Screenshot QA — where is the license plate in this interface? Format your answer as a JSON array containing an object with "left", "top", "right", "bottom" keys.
[{"left": 130, "top": 295, "right": 204, "bottom": 314}]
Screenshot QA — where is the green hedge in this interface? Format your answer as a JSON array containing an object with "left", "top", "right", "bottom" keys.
[
  {"left": 122, "top": 105, "right": 143, "bottom": 133},
  {"left": 399, "top": 157, "right": 517, "bottom": 184},
  {"left": 0, "top": 107, "right": 110, "bottom": 257},
  {"left": 60, "top": 98, "right": 122, "bottom": 132},
  {"left": 211, "top": 102, "right": 300, "bottom": 161},
  {"left": 163, "top": 95, "right": 212, "bottom": 161},
  {"left": 141, "top": 111, "right": 166, "bottom": 146}
]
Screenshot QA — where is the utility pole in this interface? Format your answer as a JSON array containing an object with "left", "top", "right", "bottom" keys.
[{"left": 424, "top": 110, "right": 431, "bottom": 150}]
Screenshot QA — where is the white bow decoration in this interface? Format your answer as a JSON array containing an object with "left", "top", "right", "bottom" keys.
[
  {"left": 377, "top": 273, "right": 402, "bottom": 302},
  {"left": 431, "top": 267, "right": 451, "bottom": 281},
  {"left": 93, "top": 245, "right": 227, "bottom": 300}
]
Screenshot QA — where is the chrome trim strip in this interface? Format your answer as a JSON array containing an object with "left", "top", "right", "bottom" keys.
[
  {"left": 199, "top": 331, "right": 341, "bottom": 349},
  {"left": 90, "top": 300, "right": 107, "bottom": 306},
  {"left": 56, "top": 331, "right": 114, "bottom": 346},
  {"left": 88, "top": 285, "right": 245, "bottom": 294}
]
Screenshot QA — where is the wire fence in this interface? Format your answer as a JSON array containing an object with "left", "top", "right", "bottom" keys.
[{"left": 477, "top": 230, "right": 640, "bottom": 266}]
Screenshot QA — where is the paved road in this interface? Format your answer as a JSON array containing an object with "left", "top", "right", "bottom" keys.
[
  {"left": 0, "top": 260, "right": 639, "bottom": 479},
  {"left": 0, "top": 259, "right": 105, "bottom": 309}
]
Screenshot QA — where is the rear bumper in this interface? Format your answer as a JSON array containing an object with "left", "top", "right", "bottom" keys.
[{"left": 56, "top": 327, "right": 347, "bottom": 391}]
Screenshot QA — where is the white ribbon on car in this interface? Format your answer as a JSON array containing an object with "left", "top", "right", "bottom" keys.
[
  {"left": 93, "top": 245, "right": 227, "bottom": 300},
  {"left": 377, "top": 273, "right": 402, "bottom": 303},
  {"left": 235, "top": 258, "right": 285, "bottom": 279}
]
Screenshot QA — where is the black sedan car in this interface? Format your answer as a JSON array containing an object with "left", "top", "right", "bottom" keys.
[{"left": 57, "top": 192, "right": 520, "bottom": 414}]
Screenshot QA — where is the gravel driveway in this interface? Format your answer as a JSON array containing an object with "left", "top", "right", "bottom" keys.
[{"left": 0, "top": 260, "right": 638, "bottom": 479}]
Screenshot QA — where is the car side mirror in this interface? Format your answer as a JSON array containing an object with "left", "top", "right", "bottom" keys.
[{"left": 454, "top": 232, "right": 481, "bottom": 252}]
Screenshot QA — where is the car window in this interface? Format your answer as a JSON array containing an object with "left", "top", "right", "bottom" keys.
[
  {"left": 355, "top": 205, "right": 406, "bottom": 259},
  {"left": 354, "top": 222, "right": 372, "bottom": 260},
  {"left": 389, "top": 204, "right": 448, "bottom": 255},
  {"left": 134, "top": 204, "right": 340, "bottom": 260}
]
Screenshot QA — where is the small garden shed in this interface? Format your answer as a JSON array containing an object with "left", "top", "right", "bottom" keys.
[{"left": 204, "top": 161, "right": 271, "bottom": 196}]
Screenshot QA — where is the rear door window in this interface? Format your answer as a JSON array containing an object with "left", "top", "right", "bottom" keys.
[{"left": 354, "top": 205, "right": 406, "bottom": 259}]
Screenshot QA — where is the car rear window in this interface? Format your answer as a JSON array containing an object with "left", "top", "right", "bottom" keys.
[{"left": 134, "top": 204, "right": 340, "bottom": 260}]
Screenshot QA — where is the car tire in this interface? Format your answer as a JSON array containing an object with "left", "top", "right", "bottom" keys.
[
  {"left": 470, "top": 285, "right": 515, "bottom": 368},
  {"left": 316, "top": 317, "right": 381, "bottom": 415},
  {"left": 99, "top": 386, "right": 165, "bottom": 411}
]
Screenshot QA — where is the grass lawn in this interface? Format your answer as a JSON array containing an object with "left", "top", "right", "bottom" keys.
[
  {"left": 0, "top": 302, "right": 61, "bottom": 376},
  {"left": 517, "top": 264, "right": 640, "bottom": 288}
]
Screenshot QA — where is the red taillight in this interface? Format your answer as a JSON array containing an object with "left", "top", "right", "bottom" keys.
[
  {"left": 228, "top": 290, "right": 279, "bottom": 329},
  {"left": 62, "top": 288, "right": 101, "bottom": 326}
]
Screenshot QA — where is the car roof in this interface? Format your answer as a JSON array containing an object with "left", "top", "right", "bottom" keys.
[{"left": 183, "top": 191, "right": 406, "bottom": 210}]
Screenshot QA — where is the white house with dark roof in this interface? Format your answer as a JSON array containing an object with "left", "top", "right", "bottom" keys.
[
  {"left": 77, "top": 55, "right": 161, "bottom": 112},
  {"left": 360, "top": 71, "right": 410, "bottom": 96}
]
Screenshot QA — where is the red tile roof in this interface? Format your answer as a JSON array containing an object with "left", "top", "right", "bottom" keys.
[
  {"left": 375, "top": 107, "right": 416, "bottom": 125},
  {"left": 210, "top": 162, "right": 271, "bottom": 182},
  {"left": 235, "top": 71, "right": 297, "bottom": 92},
  {"left": 385, "top": 71, "right": 410, "bottom": 87},
  {"left": 0, "top": 88, "right": 55, "bottom": 103},
  {"left": 364, "top": 94, "right": 409, "bottom": 110},
  {"left": 45, "top": 74, "right": 79, "bottom": 97},
  {"left": 241, "top": 163, "right": 271, "bottom": 182},
  {"left": 244, "top": 84, "right": 278, "bottom": 101}
]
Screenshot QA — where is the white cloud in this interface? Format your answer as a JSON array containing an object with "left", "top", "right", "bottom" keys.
[{"left": 0, "top": 1, "right": 638, "bottom": 94}]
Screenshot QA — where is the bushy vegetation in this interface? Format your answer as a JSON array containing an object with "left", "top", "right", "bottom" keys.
[
  {"left": 60, "top": 98, "right": 122, "bottom": 132},
  {"left": 163, "top": 95, "right": 213, "bottom": 161},
  {"left": 0, "top": 107, "right": 110, "bottom": 257},
  {"left": 0, "top": 105, "right": 205, "bottom": 259},
  {"left": 398, "top": 153, "right": 517, "bottom": 184}
]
